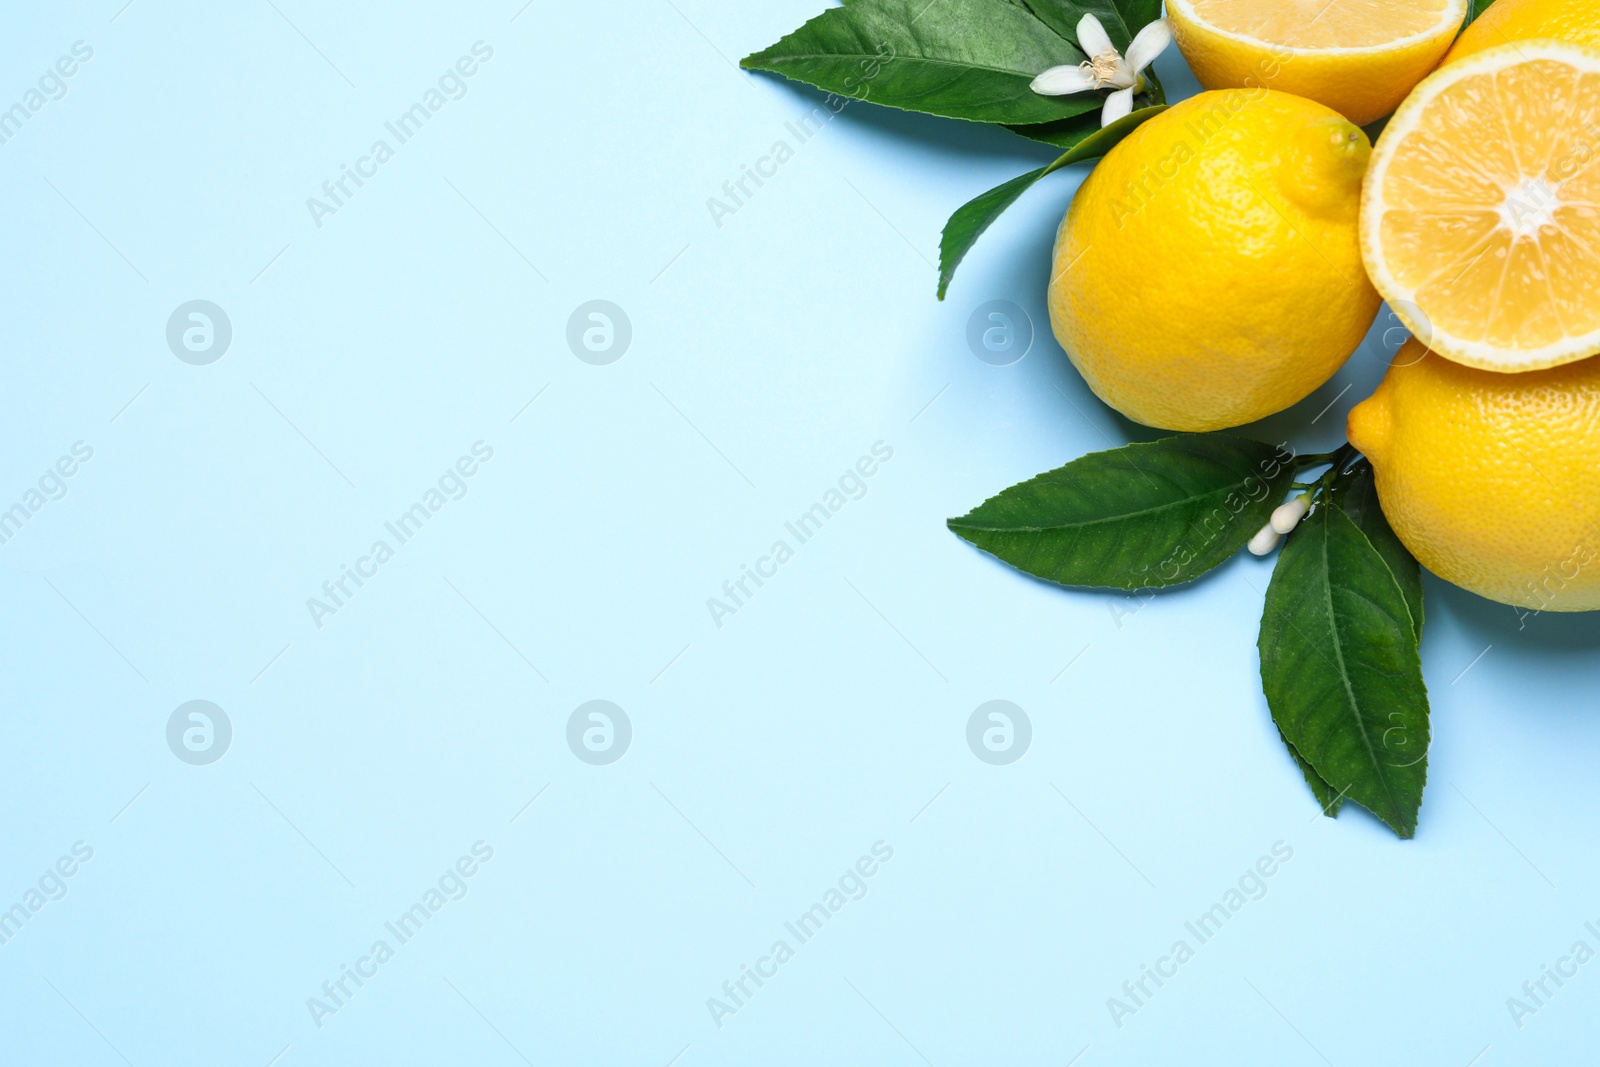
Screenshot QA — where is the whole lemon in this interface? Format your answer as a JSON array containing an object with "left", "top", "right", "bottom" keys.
[
  {"left": 1444, "top": 0, "right": 1600, "bottom": 64},
  {"left": 1049, "top": 90, "right": 1381, "bottom": 432},
  {"left": 1347, "top": 339, "right": 1600, "bottom": 612},
  {"left": 1166, "top": 0, "right": 1465, "bottom": 126}
]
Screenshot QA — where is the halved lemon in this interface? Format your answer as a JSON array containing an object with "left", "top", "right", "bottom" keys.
[
  {"left": 1167, "top": 0, "right": 1466, "bottom": 126},
  {"left": 1362, "top": 41, "right": 1600, "bottom": 373}
]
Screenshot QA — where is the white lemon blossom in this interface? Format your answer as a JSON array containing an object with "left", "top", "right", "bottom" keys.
[{"left": 1030, "top": 14, "right": 1173, "bottom": 126}]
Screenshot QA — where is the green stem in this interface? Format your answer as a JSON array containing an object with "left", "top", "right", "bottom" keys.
[
  {"left": 1293, "top": 443, "right": 1363, "bottom": 515},
  {"left": 1312, "top": 444, "right": 1361, "bottom": 496},
  {"left": 1142, "top": 67, "right": 1165, "bottom": 105},
  {"left": 1327, "top": 442, "right": 1360, "bottom": 475},
  {"left": 1295, "top": 442, "right": 1360, "bottom": 472}
]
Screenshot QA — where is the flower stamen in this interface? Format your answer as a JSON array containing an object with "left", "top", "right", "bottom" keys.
[
  {"left": 1030, "top": 15, "right": 1173, "bottom": 127},
  {"left": 1084, "top": 51, "right": 1122, "bottom": 86}
]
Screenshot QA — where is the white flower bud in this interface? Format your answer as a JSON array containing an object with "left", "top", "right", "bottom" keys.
[
  {"left": 1270, "top": 494, "right": 1312, "bottom": 535},
  {"left": 1247, "top": 523, "right": 1281, "bottom": 556}
]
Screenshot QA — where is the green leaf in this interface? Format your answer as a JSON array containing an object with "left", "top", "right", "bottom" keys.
[
  {"left": 1279, "top": 725, "right": 1344, "bottom": 817},
  {"left": 740, "top": 0, "right": 1100, "bottom": 125},
  {"left": 1004, "top": 110, "right": 1102, "bottom": 149},
  {"left": 1025, "top": 0, "right": 1135, "bottom": 48},
  {"left": 937, "top": 105, "right": 1163, "bottom": 299},
  {"left": 1330, "top": 459, "right": 1423, "bottom": 639},
  {"left": 948, "top": 433, "right": 1295, "bottom": 591},
  {"left": 1114, "top": 0, "right": 1164, "bottom": 35},
  {"left": 1005, "top": 91, "right": 1157, "bottom": 146},
  {"left": 1020, "top": 0, "right": 1165, "bottom": 46},
  {"left": 1258, "top": 503, "right": 1430, "bottom": 838}
]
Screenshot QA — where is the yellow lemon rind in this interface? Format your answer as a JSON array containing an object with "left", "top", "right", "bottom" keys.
[{"left": 1166, "top": 0, "right": 1465, "bottom": 57}]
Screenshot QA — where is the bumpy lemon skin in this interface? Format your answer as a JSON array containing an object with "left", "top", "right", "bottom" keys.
[
  {"left": 1348, "top": 339, "right": 1600, "bottom": 612},
  {"left": 1167, "top": 0, "right": 1465, "bottom": 127},
  {"left": 1444, "top": 0, "right": 1600, "bottom": 64},
  {"left": 1049, "top": 90, "right": 1381, "bottom": 433}
]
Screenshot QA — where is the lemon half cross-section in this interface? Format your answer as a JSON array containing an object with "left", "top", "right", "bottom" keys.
[
  {"left": 1362, "top": 41, "right": 1600, "bottom": 373},
  {"left": 1167, "top": 0, "right": 1466, "bottom": 126}
]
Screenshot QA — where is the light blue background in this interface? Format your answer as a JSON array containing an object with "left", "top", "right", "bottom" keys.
[{"left": 3, "top": 1, "right": 1598, "bottom": 1064}]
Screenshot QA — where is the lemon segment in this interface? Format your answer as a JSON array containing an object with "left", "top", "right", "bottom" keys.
[
  {"left": 1362, "top": 42, "right": 1600, "bottom": 372},
  {"left": 1167, "top": 0, "right": 1466, "bottom": 126}
]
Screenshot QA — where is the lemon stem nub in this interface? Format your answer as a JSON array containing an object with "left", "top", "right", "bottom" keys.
[
  {"left": 1248, "top": 523, "right": 1282, "bottom": 556},
  {"left": 1270, "top": 494, "right": 1312, "bottom": 535}
]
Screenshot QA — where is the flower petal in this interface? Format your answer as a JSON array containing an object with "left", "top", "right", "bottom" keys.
[
  {"left": 1075, "top": 13, "right": 1116, "bottom": 61},
  {"left": 1031, "top": 64, "right": 1098, "bottom": 95},
  {"left": 1125, "top": 18, "right": 1173, "bottom": 73},
  {"left": 1101, "top": 86, "right": 1134, "bottom": 126}
]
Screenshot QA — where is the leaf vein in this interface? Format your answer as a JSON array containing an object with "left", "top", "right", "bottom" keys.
[{"left": 1315, "top": 514, "right": 1407, "bottom": 824}]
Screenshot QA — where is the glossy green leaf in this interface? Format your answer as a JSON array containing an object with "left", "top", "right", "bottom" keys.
[
  {"left": 937, "top": 106, "right": 1162, "bottom": 299},
  {"left": 948, "top": 434, "right": 1295, "bottom": 591},
  {"left": 1258, "top": 503, "right": 1430, "bottom": 838},
  {"left": 1025, "top": 0, "right": 1134, "bottom": 48},
  {"left": 1116, "top": 0, "right": 1164, "bottom": 32},
  {"left": 1025, "top": 0, "right": 1167, "bottom": 45},
  {"left": 1330, "top": 459, "right": 1423, "bottom": 638},
  {"left": 1005, "top": 90, "right": 1157, "bottom": 146},
  {"left": 1005, "top": 110, "right": 1102, "bottom": 149},
  {"left": 740, "top": 0, "right": 1099, "bottom": 125},
  {"left": 1280, "top": 725, "right": 1344, "bottom": 817}
]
